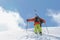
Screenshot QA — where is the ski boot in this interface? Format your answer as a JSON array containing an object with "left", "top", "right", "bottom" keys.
[{"left": 39, "top": 32, "right": 42, "bottom": 35}]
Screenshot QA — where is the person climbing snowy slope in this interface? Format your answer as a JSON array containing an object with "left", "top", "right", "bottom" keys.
[{"left": 27, "top": 15, "right": 46, "bottom": 35}]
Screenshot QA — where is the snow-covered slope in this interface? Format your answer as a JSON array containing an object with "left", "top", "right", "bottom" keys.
[
  {"left": 0, "top": 27, "right": 60, "bottom": 40},
  {"left": 42, "top": 27, "right": 60, "bottom": 37}
]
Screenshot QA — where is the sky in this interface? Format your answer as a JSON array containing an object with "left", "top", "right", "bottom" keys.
[{"left": 0, "top": 0, "right": 60, "bottom": 28}]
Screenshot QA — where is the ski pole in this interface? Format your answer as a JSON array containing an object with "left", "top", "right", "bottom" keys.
[
  {"left": 25, "top": 21, "right": 29, "bottom": 39},
  {"left": 45, "top": 23, "right": 51, "bottom": 40},
  {"left": 45, "top": 23, "right": 49, "bottom": 35},
  {"left": 26, "top": 21, "right": 28, "bottom": 33}
]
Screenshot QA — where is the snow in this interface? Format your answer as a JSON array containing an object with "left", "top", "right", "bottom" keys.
[
  {"left": 42, "top": 27, "right": 60, "bottom": 37},
  {"left": 0, "top": 27, "right": 60, "bottom": 40}
]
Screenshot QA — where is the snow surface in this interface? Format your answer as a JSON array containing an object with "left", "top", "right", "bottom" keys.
[{"left": 0, "top": 27, "right": 60, "bottom": 40}]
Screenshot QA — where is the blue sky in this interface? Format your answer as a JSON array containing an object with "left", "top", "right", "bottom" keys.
[{"left": 0, "top": 0, "right": 60, "bottom": 28}]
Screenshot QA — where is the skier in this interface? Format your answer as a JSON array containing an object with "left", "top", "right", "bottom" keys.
[{"left": 27, "top": 15, "right": 46, "bottom": 35}]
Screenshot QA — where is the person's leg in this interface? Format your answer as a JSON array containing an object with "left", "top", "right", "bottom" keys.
[
  {"left": 34, "top": 25, "right": 37, "bottom": 34},
  {"left": 37, "top": 24, "right": 42, "bottom": 35}
]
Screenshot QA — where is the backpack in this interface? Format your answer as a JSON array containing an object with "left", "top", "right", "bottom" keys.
[
  {"left": 35, "top": 16, "right": 40, "bottom": 22},
  {"left": 35, "top": 16, "right": 43, "bottom": 26}
]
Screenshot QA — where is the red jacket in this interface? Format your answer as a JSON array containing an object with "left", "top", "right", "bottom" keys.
[{"left": 27, "top": 17, "right": 46, "bottom": 25}]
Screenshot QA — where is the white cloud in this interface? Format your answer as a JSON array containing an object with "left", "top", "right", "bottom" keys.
[
  {"left": 47, "top": 9, "right": 60, "bottom": 26},
  {"left": 0, "top": 6, "right": 25, "bottom": 31}
]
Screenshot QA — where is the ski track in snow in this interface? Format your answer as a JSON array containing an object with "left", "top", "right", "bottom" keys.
[
  {"left": 18, "top": 30, "right": 60, "bottom": 40},
  {"left": 0, "top": 28, "right": 60, "bottom": 40},
  {"left": 0, "top": 27, "right": 60, "bottom": 40}
]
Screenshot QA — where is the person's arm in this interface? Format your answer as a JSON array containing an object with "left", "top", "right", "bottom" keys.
[
  {"left": 40, "top": 18, "right": 46, "bottom": 23},
  {"left": 27, "top": 18, "right": 35, "bottom": 22}
]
